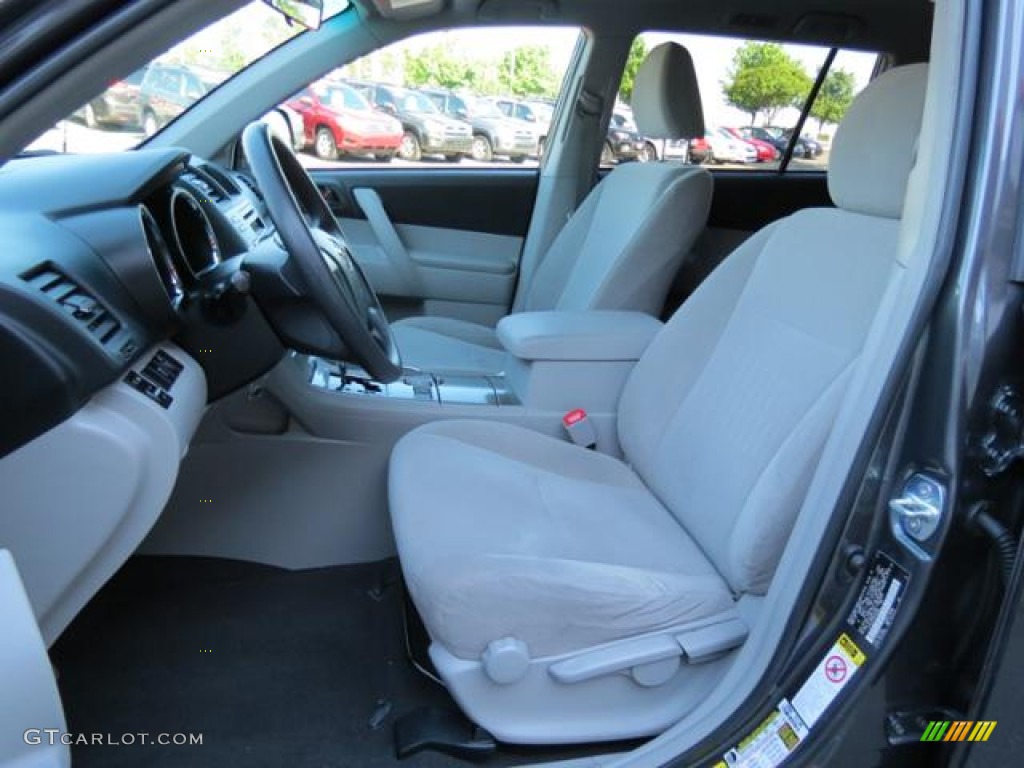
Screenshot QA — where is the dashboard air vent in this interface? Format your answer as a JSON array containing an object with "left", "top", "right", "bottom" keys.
[
  {"left": 235, "top": 172, "right": 263, "bottom": 201},
  {"left": 181, "top": 169, "right": 227, "bottom": 203},
  {"left": 23, "top": 266, "right": 122, "bottom": 344},
  {"left": 199, "top": 164, "right": 241, "bottom": 196}
]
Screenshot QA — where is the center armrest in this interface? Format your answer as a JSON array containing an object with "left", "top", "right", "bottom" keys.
[{"left": 497, "top": 311, "right": 664, "bottom": 362}]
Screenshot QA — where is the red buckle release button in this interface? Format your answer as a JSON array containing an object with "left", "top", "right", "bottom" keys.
[
  {"left": 563, "top": 408, "right": 587, "bottom": 427},
  {"left": 562, "top": 408, "right": 597, "bottom": 449}
]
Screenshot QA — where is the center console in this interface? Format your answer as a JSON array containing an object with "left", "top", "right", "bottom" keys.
[
  {"left": 296, "top": 310, "right": 666, "bottom": 447},
  {"left": 307, "top": 357, "right": 518, "bottom": 407}
]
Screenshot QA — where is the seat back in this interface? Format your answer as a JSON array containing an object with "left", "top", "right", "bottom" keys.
[
  {"left": 515, "top": 43, "right": 711, "bottom": 316},
  {"left": 617, "top": 64, "right": 929, "bottom": 595}
]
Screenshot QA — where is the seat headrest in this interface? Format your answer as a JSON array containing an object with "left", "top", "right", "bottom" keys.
[
  {"left": 828, "top": 63, "right": 928, "bottom": 219},
  {"left": 631, "top": 43, "right": 705, "bottom": 140}
]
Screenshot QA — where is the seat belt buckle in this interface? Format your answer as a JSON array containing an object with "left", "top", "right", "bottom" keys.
[{"left": 562, "top": 408, "right": 597, "bottom": 450}]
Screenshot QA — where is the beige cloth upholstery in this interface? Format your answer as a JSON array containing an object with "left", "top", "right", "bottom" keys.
[
  {"left": 392, "top": 43, "right": 711, "bottom": 374},
  {"left": 389, "top": 65, "right": 929, "bottom": 666}
]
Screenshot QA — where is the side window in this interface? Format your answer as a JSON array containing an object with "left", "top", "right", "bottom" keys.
[
  {"left": 184, "top": 74, "right": 204, "bottom": 101},
  {"left": 427, "top": 92, "right": 446, "bottom": 111},
  {"left": 168, "top": 71, "right": 184, "bottom": 97},
  {"left": 794, "top": 49, "right": 875, "bottom": 172},
  {"left": 156, "top": 70, "right": 174, "bottom": 94},
  {"left": 295, "top": 26, "right": 580, "bottom": 168},
  {"left": 605, "top": 33, "right": 877, "bottom": 172}
]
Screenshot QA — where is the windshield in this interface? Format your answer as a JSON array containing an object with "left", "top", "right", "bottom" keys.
[
  {"left": 529, "top": 103, "right": 554, "bottom": 122},
  {"left": 320, "top": 83, "right": 370, "bottom": 112},
  {"left": 468, "top": 98, "right": 504, "bottom": 119},
  {"left": 21, "top": 1, "right": 351, "bottom": 155},
  {"left": 401, "top": 92, "right": 440, "bottom": 115},
  {"left": 611, "top": 112, "right": 637, "bottom": 132}
]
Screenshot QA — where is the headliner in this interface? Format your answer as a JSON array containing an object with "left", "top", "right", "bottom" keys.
[{"left": 404, "top": 0, "right": 933, "bottom": 59}]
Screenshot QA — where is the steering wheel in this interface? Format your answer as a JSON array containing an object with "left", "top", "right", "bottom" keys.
[{"left": 241, "top": 122, "right": 402, "bottom": 383}]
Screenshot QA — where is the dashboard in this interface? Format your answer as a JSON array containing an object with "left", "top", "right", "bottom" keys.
[{"left": 0, "top": 148, "right": 285, "bottom": 459}]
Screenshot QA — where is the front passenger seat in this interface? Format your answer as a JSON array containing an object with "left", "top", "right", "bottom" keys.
[
  {"left": 388, "top": 64, "right": 929, "bottom": 744},
  {"left": 392, "top": 42, "right": 712, "bottom": 374}
]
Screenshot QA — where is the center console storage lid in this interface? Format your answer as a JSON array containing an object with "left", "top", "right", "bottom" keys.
[{"left": 497, "top": 311, "right": 664, "bottom": 362}]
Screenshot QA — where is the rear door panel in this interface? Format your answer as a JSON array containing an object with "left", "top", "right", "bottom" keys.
[
  {"left": 309, "top": 167, "right": 538, "bottom": 325},
  {"left": 665, "top": 170, "right": 832, "bottom": 315},
  {"left": 708, "top": 170, "right": 830, "bottom": 230}
]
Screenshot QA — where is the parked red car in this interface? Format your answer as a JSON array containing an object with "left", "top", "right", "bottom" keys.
[
  {"left": 288, "top": 80, "right": 404, "bottom": 162},
  {"left": 687, "top": 134, "right": 711, "bottom": 164},
  {"left": 722, "top": 126, "right": 779, "bottom": 162}
]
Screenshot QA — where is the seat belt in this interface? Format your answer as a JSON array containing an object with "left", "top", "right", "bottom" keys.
[
  {"left": 570, "top": 87, "right": 605, "bottom": 214},
  {"left": 512, "top": 86, "right": 605, "bottom": 313}
]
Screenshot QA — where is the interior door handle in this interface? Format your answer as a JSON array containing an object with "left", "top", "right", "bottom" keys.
[
  {"left": 351, "top": 187, "right": 424, "bottom": 294},
  {"left": 317, "top": 183, "right": 353, "bottom": 216}
]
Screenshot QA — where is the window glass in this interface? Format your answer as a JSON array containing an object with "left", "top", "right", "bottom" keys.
[
  {"left": 402, "top": 91, "right": 441, "bottom": 114},
  {"left": 794, "top": 49, "right": 876, "bottom": 172},
  {"left": 314, "top": 83, "right": 371, "bottom": 112},
  {"left": 604, "top": 33, "right": 877, "bottom": 172},
  {"left": 296, "top": 27, "right": 581, "bottom": 169},
  {"left": 21, "top": 0, "right": 317, "bottom": 154}
]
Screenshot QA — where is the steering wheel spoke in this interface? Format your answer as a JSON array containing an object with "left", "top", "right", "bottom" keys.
[{"left": 241, "top": 122, "right": 402, "bottom": 382}]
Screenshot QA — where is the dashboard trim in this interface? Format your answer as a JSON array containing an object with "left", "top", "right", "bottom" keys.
[
  {"left": 139, "top": 204, "right": 185, "bottom": 311},
  {"left": 169, "top": 186, "right": 222, "bottom": 278}
]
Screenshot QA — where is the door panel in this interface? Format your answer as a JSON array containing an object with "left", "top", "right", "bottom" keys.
[
  {"left": 309, "top": 168, "right": 538, "bottom": 325},
  {"left": 708, "top": 170, "right": 831, "bottom": 230},
  {"left": 0, "top": 550, "right": 69, "bottom": 768}
]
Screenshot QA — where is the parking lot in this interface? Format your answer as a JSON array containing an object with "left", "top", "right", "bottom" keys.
[{"left": 26, "top": 119, "right": 829, "bottom": 173}]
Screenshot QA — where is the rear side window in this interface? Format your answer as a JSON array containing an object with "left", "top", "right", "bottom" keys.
[{"left": 606, "top": 33, "right": 879, "bottom": 173}]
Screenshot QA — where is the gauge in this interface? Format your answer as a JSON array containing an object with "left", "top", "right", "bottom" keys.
[
  {"left": 139, "top": 205, "right": 184, "bottom": 310},
  {"left": 170, "top": 187, "right": 221, "bottom": 276}
]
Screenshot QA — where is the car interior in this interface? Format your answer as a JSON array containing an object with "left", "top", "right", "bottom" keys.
[{"left": 0, "top": 0, "right": 968, "bottom": 766}]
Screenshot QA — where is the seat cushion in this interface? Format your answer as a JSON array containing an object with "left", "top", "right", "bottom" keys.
[
  {"left": 392, "top": 316, "right": 505, "bottom": 374},
  {"left": 389, "top": 420, "right": 735, "bottom": 660}
]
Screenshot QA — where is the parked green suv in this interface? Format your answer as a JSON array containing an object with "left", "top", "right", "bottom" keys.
[
  {"left": 423, "top": 89, "right": 538, "bottom": 162},
  {"left": 351, "top": 82, "right": 472, "bottom": 162},
  {"left": 138, "top": 63, "right": 223, "bottom": 137}
]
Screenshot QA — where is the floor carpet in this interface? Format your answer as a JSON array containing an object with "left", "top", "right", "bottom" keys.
[
  {"left": 51, "top": 556, "right": 630, "bottom": 768},
  {"left": 52, "top": 556, "right": 476, "bottom": 768}
]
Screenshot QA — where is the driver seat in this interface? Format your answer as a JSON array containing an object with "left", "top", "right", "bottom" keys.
[
  {"left": 391, "top": 43, "right": 712, "bottom": 374},
  {"left": 388, "top": 64, "right": 929, "bottom": 744}
]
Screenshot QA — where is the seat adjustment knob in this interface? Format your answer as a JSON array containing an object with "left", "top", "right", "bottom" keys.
[{"left": 482, "top": 637, "right": 530, "bottom": 684}]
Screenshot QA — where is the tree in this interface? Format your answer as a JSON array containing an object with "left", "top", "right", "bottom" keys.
[
  {"left": 722, "top": 42, "right": 811, "bottom": 125},
  {"left": 810, "top": 67, "right": 856, "bottom": 130},
  {"left": 172, "top": 6, "right": 297, "bottom": 74},
  {"left": 618, "top": 37, "right": 648, "bottom": 103},
  {"left": 498, "top": 46, "right": 560, "bottom": 99},
  {"left": 402, "top": 43, "right": 480, "bottom": 91}
]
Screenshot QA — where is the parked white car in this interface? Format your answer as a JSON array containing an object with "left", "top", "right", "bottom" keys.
[
  {"left": 260, "top": 103, "right": 305, "bottom": 152},
  {"left": 707, "top": 127, "right": 758, "bottom": 164}
]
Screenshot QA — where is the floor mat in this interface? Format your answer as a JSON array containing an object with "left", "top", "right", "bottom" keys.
[{"left": 51, "top": 557, "right": 474, "bottom": 768}]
